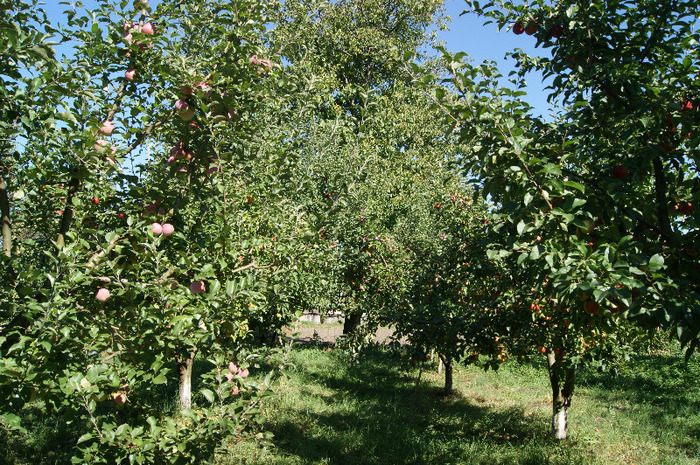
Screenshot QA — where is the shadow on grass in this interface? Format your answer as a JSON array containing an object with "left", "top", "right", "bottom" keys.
[
  {"left": 575, "top": 352, "right": 700, "bottom": 457},
  {"left": 261, "top": 348, "right": 587, "bottom": 465}
]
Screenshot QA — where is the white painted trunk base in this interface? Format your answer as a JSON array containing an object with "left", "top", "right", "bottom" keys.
[
  {"left": 179, "top": 372, "right": 192, "bottom": 410},
  {"left": 551, "top": 406, "right": 568, "bottom": 440}
]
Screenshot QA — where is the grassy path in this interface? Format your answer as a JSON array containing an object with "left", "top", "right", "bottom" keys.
[{"left": 223, "top": 345, "right": 700, "bottom": 465}]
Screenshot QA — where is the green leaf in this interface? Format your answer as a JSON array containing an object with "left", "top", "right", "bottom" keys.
[
  {"left": 648, "top": 254, "right": 664, "bottom": 271},
  {"left": 200, "top": 388, "right": 215, "bottom": 403}
]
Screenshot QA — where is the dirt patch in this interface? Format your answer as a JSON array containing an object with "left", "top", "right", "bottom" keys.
[{"left": 283, "top": 323, "right": 402, "bottom": 345}]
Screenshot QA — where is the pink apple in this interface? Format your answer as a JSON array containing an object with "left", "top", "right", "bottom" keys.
[
  {"left": 150, "top": 222, "right": 163, "bottom": 234},
  {"left": 190, "top": 280, "right": 205, "bottom": 294},
  {"left": 225, "top": 372, "right": 234, "bottom": 382},
  {"left": 231, "top": 385, "right": 239, "bottom": 395},
  {"left": 228, "top": 362, "right": 238, "bottom": 373},
  {"left": 161, "top": 223, "right": 174, "bottom": 235},
  {"left": 239, "top": 368, "right": 249, "bottom": 378},
  {"left": 94, "top": 139, "right": 109, "bottom": 152},
  {"left": 140, "top": 22, "right": 156, "bottom": 34},
  {"left": 96, "top": 288, "right": 110, "bottom": 301},
  {"left": 125, "top": 69, "right": 136, "bottom": 80},
  {"left": 174, "top": 99, "right": 189, "bottom": 112},
  {"left": 99, "top": 120, "right": 115, "bottom": 136},
  {"left": 113, "top": 392, "right": 126, "bottom": 405}
]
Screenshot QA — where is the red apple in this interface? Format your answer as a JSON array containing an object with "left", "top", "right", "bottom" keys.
[
  {"left": 612, "top": 165, "right": 628, "bottom": 179},
  {"left": 584, "top": 301, "right": 600, "bottom": 315},
  {"left": 525, "top": 23, "right": 537, "bottom": 35},
  {"left": 513, "top": 22, "right": 525, "bottom": 35},
  {"left": 549, "top": 24, "right": 564, "bottom": 38},
  {"left": 95, "top": 288, "right": 110, "bottom": 301},
  {"left": 150, "top": 222, "right": 163, "bottom": 234},
  {"left": 161, "top": 223, "right": 174, "bottom": 235},
  {"left": 682, "top": 99, "right": 694, "bottom": 112},
  {"left": 91, "top": 197, "right": 99, "bottom": 205},
  {"left": 190, "top": 280, "right": 205, "bottom": 294},
  {"left": 125, "top": 69, "right": 136, "bottom": 80},
  {"left": 679, "top": 201, "right": 694, "bottom": 215}
]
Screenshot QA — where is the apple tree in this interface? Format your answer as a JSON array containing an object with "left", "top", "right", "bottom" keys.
[
  {"left": 0, "top": 0, "right": 318, "bottom": 462},
  {"left": 417, "top": 0, "right": 699, "bottom": 439}
]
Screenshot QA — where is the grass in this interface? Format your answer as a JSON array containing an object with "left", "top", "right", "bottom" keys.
[
  {"left": 221, "top": 343, "right": 700, "bottom": 465},
  {"left": 2, "top": 336, "right": 699, "bottom": 464}
]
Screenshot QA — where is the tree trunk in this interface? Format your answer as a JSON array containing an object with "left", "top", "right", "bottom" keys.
[
  {"left": 546, "top": 351, "right": 575, "bottom": 440},
  {"left": 177, "top": 351, "right": 196, "bottom": 411},
  {"left": 442, "top": 356, "right": 453, "bottom": 394},
  {"left": 0, "top": 175, "right": 11, "bottom": 258},
  {"left": 437, "top": 356, "right": 443, "bottom": 374},
  {"left": 343, "top": 311, "right": 362, "bottom": 335}
]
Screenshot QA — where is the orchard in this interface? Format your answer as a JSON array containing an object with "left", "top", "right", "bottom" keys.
[{"left": 0, "top": 0, "right": 698, "bottom": 463}]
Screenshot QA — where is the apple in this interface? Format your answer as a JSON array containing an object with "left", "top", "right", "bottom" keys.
[
  {"left": 161, "top": 223, "right": 174, "bottom": 235},
  {"left": 525, "top": 23, "right": 537, "bottom": 35},
  {"left": 179, "top": 107, "right": 195, "bottom": 121},
  {"left": 583, "top": 301, "right": 600, "bottom": 315},
  {"left": 125, "top": 69, "right": 136, "bottom": 80},
  {"left": 112, "top": 392, "right": 126, "bottom": 405},
  {"left": 682, "top": 99, "right": 694, "bottom": 112},
  {"left": 550, "top": 24, "right": 564, "bottom": 38},
  {"left": 91, "top": 197, "right": 99, "bottom": 204},
  {"left": 239, "top": 368, "right": 249, "bottom": 378},
  {"left": 195, "top": 81, "right": 212, "bottom": 96},
  {"left": 190, "top": 280, "right": 205, "bottom": 294},
  {"left": 140, "top": 22, "right": 156, "bottom": 34},
  {"left": 150, "top": 222, "right": 163, "bottom": 234},
  {"left": 174, "top": 99, "right": 189, "bottom": 112},
  {"left": 96, "top": 288, "right": 110, "bottom": 301},
  {"left": 143, "top": 202, "right": 157, "bottom": 214},
  {"left": 612, "top": 165, "right": 628, "bottom": 179},
  {"left": 513, "top": 22, "right": 525, "bottom": 35},
  {"left": 679, "top": 201, "right": 694, "bottom": 215},
  {"left": 99, "top": 120, "right": 115, "bottom": 135}
]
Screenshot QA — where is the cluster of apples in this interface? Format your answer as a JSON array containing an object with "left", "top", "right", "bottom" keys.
[{"left": 513, "top": 20, "right": 564, "bottom": 39}]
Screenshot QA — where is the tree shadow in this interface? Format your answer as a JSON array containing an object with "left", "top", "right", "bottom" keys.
[{"left": 261, "top": 348, "right": 586, "bottom": 465}]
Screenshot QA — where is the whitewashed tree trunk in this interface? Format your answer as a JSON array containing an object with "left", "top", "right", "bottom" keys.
[
  {"left": 552, "top": 404, "right": 569, "bottom": 440},
  {"left": 177, "top": 351, "right": 196, "bottom": 411},
  {"left": 546, "top": 351, "right": 575, "bottom": 440}
]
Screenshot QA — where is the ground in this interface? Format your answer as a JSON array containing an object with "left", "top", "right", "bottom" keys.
[{"left": 283, "top": 320, "right": 399, "bottom": 345}]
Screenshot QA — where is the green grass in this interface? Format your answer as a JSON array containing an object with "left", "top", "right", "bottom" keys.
[
  {"left": 221, "top": 344, "right": 700, "bottom": 465},
  {"left": 2, "top": 340, "right": 699, "bottom": 464}
]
